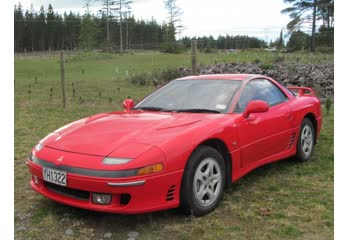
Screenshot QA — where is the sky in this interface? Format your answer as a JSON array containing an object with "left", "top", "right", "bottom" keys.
[{"left": 15, "top": 0, "right": 307, "bottom": 41}]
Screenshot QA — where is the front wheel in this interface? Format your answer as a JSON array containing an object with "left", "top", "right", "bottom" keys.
[
  {"left": 180, "top": 146, "right": 226, "bottom": 216},
  {"left": 295, "top": 118, "right": 315, "bottom": 162}
]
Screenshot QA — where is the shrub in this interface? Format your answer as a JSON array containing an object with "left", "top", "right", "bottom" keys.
[
  {"left": 160, "top": 44, "right": 186, "bottom": 54},
  {"left": 259, "top": 63, "right": 274, "bottom": 70},
  {"left": 159, "top": 68, "right": 184, "bottom": 82},
  {"left": 129, "top": 68, "right": 185, "bottom": 86},
  {"left": 253, "top": 58, "right": 261, "bottom": 64},
  {"left": 200, "top": 48, "right": 218, "bottom": 53},
  {"left": 272, "top": 55, "right": 285, "bottom": 64},
  {"left": 130, "top": 73, "right": 151, "bottom": 86}
]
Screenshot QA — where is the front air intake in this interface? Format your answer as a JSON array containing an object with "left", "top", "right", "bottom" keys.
[
  {"left": 166, "top": 185, "right": 176, "bottom": 201},
  {"left": 288, "top": 132, "right": 297, "bottom": 149}
]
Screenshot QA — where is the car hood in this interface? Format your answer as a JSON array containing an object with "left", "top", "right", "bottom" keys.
[{"left": 43, "top": 111, "right": 225, "bottom": 157}]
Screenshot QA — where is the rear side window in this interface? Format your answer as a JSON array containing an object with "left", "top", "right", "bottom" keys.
[{"left": 235, "top": 79, "right": 287, "bottom": 112}]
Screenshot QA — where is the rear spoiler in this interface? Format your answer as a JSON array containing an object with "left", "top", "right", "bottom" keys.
[{"left": 287, "top": 86, "right": 316, "bottom": 96}]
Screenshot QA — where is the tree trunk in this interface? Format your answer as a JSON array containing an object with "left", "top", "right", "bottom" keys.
[
  {"left": 126, "top": 13, "right": 128, "bottom": 51},
  {"left": 311, "top": 0, "right": 317, "bottom": 52},
  {"left": 107, "top": 0, "right": 110, "bottom": 44},
  {"left": 119, "top": 0, "right": 123, "bottom": 53}
]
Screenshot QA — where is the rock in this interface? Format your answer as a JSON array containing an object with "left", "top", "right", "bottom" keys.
[
  {"left": 128, "top": 231, "right": 139, "bottom": 238},
  {"left": 65, "top": 228, "right": 74, "bottom": 236},
  {"left": 17, "top": 226, "right": 27, "bottom": 231},
  {"left": 17, "top": 213, "right": 32, "bottom": 220},
  {"left": 104, "top": 232, "right": 112, "bottom": 238},
  {"left": 174, "top": 62, "right": 334, "bottom": 97}
]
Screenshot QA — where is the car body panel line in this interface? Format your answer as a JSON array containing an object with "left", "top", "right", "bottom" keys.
[{"left": 107, "top": 180, "right": 146, "bottom": 187}]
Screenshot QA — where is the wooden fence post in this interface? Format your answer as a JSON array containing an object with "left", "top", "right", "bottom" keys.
[
  {"left": 60, "top": 51, "right": 67, "bottom": 108},
  {"left": 191, "top": 39, "right": 198, "bottom": 75}
]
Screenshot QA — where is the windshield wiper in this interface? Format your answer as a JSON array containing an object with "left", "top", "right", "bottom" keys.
[
  {"left": 133, "top": 106, "right": 170, "bottom": 111},
  {"left": 175, "top": 108, "right": 221, "bottom": 114}
]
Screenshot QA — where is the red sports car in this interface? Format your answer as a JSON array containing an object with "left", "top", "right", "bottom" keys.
[{"left": 27, "top": 74, "right": 322, "bottom": 216}]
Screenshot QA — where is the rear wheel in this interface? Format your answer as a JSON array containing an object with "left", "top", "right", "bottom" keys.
[
  {"left": 295, "top": 118, "right": 315, "bottom": 162},
  {"left": 180, "top": 146, "right": 225, "bottom": 216}
]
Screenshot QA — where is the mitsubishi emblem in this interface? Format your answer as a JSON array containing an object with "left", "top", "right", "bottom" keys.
[{"left": 57, "top": 156, "right": 64, "bottom": 162}]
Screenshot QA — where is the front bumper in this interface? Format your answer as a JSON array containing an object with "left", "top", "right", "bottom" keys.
[{"left": 27, "top": 160, "right": 183, "bottom": 214}]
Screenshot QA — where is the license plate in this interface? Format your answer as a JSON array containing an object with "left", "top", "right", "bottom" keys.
[{"left": 43, "top": 168, "right": 67, "bottom": 186}]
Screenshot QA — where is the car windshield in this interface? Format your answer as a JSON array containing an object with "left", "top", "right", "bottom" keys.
[{"left": 134, "top": 79, "right": 242, "bottom": 113}]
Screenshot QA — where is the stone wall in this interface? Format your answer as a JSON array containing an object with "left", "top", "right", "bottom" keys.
[{"left": 177, "top": 63, "right": 334, "bottom": 97}]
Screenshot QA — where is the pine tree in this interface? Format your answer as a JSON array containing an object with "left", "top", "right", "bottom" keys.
[
  {"left": 37, "top": 5, "right": 47, "bottom": 51},
  {"left": 281, "top": 0, "right": 318, "bottom": 51},
  {"left": 164, "top": 0, "right": 183, "bottom": 40},
  {"left": 115, "top": 0, "right": 133, "bottom": 53},
  {"left": 98, "top": 0, "right": 118, "bottom": 46},
  {"left": 79, "top": 14, "right": 99, "bottom": 50},
  {"left": 277, "top": 30, "right": 284, "bottom": 49},
  {"left": 47, "top": 4, "right": 55, "bottom": 50},
  {"left": 14, "top": 3, "right": 25, "bottom": 51}
]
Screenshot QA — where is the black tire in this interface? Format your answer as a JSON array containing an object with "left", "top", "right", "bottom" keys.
[
  {"left": 180, "top": 145, "right": 226, "bottom": 216},
  {"left": 295, "top": 118, "right": 315, "bottom": 162}
]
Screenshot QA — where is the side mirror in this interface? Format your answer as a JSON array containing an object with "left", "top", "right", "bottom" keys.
[
  {"left": 123, "top": 99, "right": 134, "bottom": 111},
  {"left": 242, "top": 100, "right": 269, "bottom": 118}
]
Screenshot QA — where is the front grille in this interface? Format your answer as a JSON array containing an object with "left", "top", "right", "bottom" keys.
[{"left": 45, "top": 182, "right": 90, "bottom": 201}]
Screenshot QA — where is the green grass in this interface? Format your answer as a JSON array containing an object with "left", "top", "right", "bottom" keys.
[{"left": 15, "top": 50, "right": 333, "bottom": 240}]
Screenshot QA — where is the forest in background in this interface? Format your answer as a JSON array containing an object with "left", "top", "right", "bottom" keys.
[{"left": 14, "top": 0, "right": 334, "bottom": 53}]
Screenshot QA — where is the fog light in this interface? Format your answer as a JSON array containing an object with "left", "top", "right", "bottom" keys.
[
  {"left": 92, "top": 193, "right": 112, "bottom": 205},
  {"left": 33, "top": 175, "right": 39, "bottom": 185}
]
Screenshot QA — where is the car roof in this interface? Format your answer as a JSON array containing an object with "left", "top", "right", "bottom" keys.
[{"left": 177, "top": 74, "right": 266, "bottom": 81}]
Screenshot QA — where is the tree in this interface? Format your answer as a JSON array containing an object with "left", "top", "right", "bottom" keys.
[
  {"left": 270, "top": 29, "right": 285, "bottom": 49},
  {"left": 84, "top": 0, "right": 93, "bottom": 15},
  {"left": 318, "top": 0, "right": 334, "bottom": 28},
  {"left": 286, "top": 30, "right": 310, "bottom": 51},
  {"left": 317, "top": 0, "right": 333, "bottom": 47},
  {"left": 37, "top": 5, "right": 47, "bottom": 51},
  {"left": 115, "top": 0, "right": 132, "bottom": 52},
  {"left": 277, "top": 29, "right": 284, "bottom": 48},
  {"left": 64, "top": 11, "right": 81, "bottom": 50},
  {"left": 79, "top": 14, "right": 99, "bottom": 50},
  {"left": 281, "top": 0, "right": 318, "bottom": 51},
  {"left": 98, "top": 0, "right": 118, "bottom": 45},
  {"left": 47, "top": 4, "right": 55, "bottom": 50},
  {"left": 14, "top": 3, "right": 24, "bottom": 51},
  {"left": 163, "top": 0, "right": 183, "bottom": 40}
]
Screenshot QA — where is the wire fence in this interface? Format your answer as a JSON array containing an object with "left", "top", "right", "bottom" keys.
[{"left": 14, "top": 39, "right": 334, "bottom": 110}]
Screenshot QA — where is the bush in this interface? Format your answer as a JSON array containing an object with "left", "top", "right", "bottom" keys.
[
  {"left": 159, "top": 68, "right": 184, "bottom": 82},
  {"left": 272, "top": 55, "right": 285, "bottom": 64},
  {"left": 160, "top": 44, "right": 186, "bottom": 54},
  {"left": 253, "top": 58, "right": 261, "bottom": 64},
  {"left": 259, "top": 63, "right": 274, "bottom": 70},
  {"left": 129, "top": 73, "right": 151, "bottom": 86},
  {"left": 129, "top": 68, "right": 185, "bottom": 86},
  {"left": 200, "top": 47, "right": 218, "bottom": 53}
]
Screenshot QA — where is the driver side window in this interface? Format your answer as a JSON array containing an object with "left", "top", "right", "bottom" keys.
[{"left": 234, "top": 79, "right": 287, "bottom": 113}]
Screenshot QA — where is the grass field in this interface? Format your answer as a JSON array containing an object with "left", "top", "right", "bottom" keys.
[{"left": 15, "top": 50, "right": 334, "bottom": 240}]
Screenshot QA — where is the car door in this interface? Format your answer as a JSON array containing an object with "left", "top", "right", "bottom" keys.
[{"left": 234, "top": 79, "right": 293, "bottom": 168}]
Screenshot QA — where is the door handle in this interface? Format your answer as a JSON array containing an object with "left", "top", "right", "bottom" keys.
[
  {"left": 285, "top": 113, "right": 293, "bottom": 120},
  {"left": 246, "top": 116, "right": 257, "bottom": 124}
]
